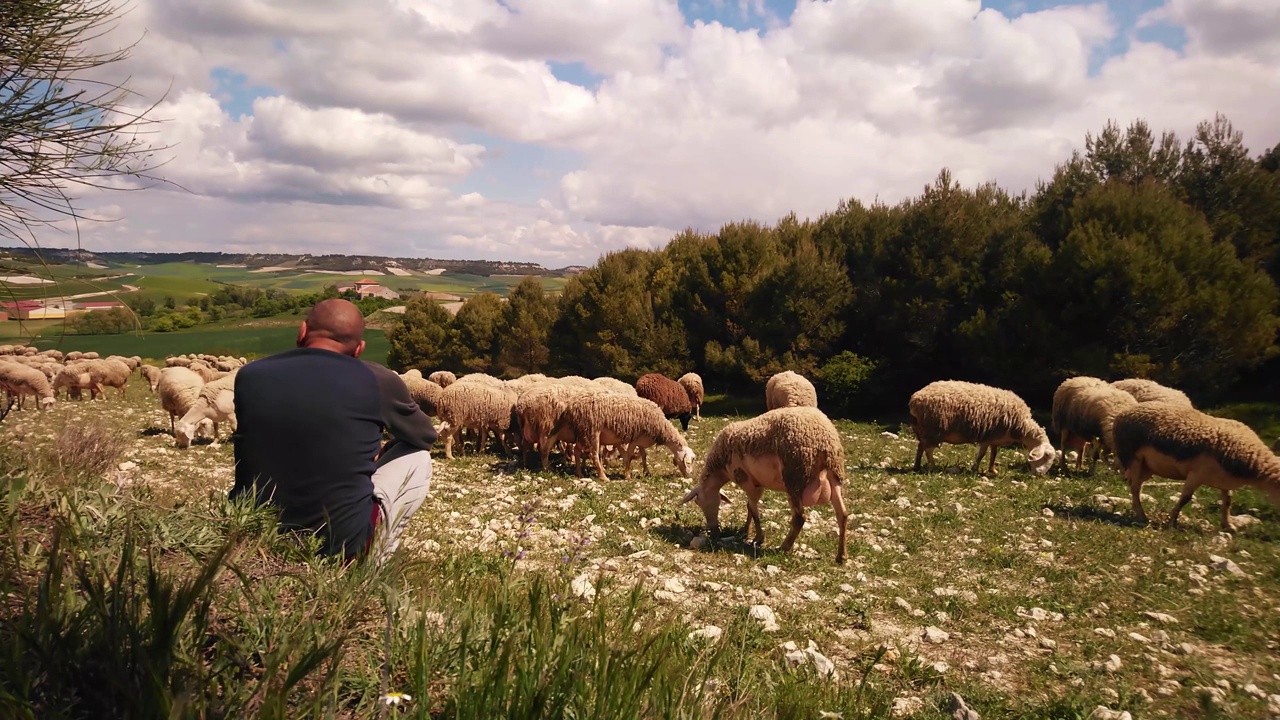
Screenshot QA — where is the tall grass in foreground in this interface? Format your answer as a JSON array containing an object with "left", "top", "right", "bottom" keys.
[{"left": 0, "top": 444, "right": 897, "bottom": 719}]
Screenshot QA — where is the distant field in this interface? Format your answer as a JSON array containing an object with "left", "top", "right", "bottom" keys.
[
  {"left": 2, "top": 261, "right": 568, "bottom": 301},
  {"left": 29, "top": 325, "right": 392, "bottom": 364}
]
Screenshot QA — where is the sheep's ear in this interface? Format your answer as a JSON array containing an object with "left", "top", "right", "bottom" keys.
[
  {"left": 680, "top": 488, "right": 699, "bottom": 504},
  {"left": 718, "top": 491, "right": 731, "bottom": 505},
  {"left": 1028, "top": 446, "right": 1045, "bottom": 462}
]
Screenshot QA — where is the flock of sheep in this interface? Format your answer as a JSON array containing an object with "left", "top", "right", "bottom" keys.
[{"left": 2, "top": 340, "right": 1277, "bottom": 565}]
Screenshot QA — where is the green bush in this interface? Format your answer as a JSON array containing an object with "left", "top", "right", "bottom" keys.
[{"left": 817, "top": 351, "right": 878, "bottom": 415}]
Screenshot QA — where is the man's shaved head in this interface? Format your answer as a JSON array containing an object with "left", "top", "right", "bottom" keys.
[{"left": 299, "top": 299, "right": 366, "bottom": 355}]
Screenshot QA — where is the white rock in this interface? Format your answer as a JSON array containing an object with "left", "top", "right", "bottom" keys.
[
  {"left": 571, "top": 574, "right": 596, "bottom": 602},
  {"left": 663, "top": 578, "right": 687, "bottom": 594},
  {"left": 117, "top": 461, "right": 137, "bottom": 472},
  {"left": 1093, "top": 628, "right": 1116, "bottom": 638},
  {"left": 477, "top": 528, "right": 498, "bottom": 551},
  {"left": 784, "top": 641, "right": 838, "bottom": 680},
  {"left": 890, "top": 696, "right": 923, "bottom": 718},
  {"left": 653, "top": 590, "right": 680, "bottom": 603},
  {"left": 688, "top": 625, "right": 722, "bottom": 643},
  {"left": 894, "top": 597, "right": 914, "bottom": 613},
  {"left": 765, "top": 564, "right": 781, "bottom": 576},
  {"left": 803, "top": 590, "right": 821, "bottom": 601},
  {"left": 1143, "top": 611, "right": 1178, "bottom": 624},
  {"left": 1087, "top": 706, "right": 1132, "bottom": 720},
  {"left": 1041, "top": 507, "right": 1055, "bottom": 518},
  {"left": 1127, "top": 632, "right": 1149, "bottom": 643},
  {"left": 1208, "top": 554, "right": 1244, "bottom": 577},
  {"left": 689, "top": 536, "right": 709, "bottom": 550},
  {"left": 1231, "top": 514, "right": 1260, "bottom": 528},
  {"left": 932, "top": 661, "right": 950, "bottom": 674},
  {"left": 839, "top": 584, "right": 856, "bottom": 593},
  {"left": 1103, "top": 654, "right": 1123, "bottom": 672},
  {"left": 948, "top": 692, "right": 981, "bottom": 720},
  {"left": 922, "top": 626, "right": 949, "bottom": 644},
  {"left": 880, "top": 431, "right": 900, "bottom": 440},
  {"left": 1039, "top": 637, "right": 1057, "bottom": 650},
  {"left": 701, "top": 581, "right": 724, "bottom": 592},
  {"left": 749, "top": 605, "right": 780, "bottom": 632}
]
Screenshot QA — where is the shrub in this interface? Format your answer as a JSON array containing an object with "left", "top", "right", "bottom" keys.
[{"left": 817, "top": 352, "right": 878, "bottom": 416}]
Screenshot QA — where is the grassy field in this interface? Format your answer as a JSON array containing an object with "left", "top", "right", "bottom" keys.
[
  {"left": 0, "top": 260, "right": 568, "bottom": 303},
  {"left": 27, "top": 322, "right": 391, "bottom": 363},
  {"left": 1, "top": 383, "right": 1277, "bottom": 718}
]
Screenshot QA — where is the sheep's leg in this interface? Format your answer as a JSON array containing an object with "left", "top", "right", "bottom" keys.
[
  {"left": 1166, "top": 475, "right": 1207, "bottom": 528},
  {"left": 591, "top": 432, "right": 608, "bottom": 482},
  {"left": 741, "top": 483, "right": 764, "bottom": 546},
  {"left": 1088, "top": 438, "right": 1102, "bottom": 473},
  {"left": 830, "top": 483, "right": 850, "bottom": 565},
  {"left": 1125, "top": 460, "right": 1153, "bottom": 525},
  {"left": 778, "top": 495, "right": 806, "bottom": 554},
  {"left": 621, "top": 445, "right": 637, "bottom": 480},
  {"left": 972, "top": 444, "right": 988, "bottom": 473},
  {"left": 988, "top": 445, "right": 999, "bottom": 475},
  {"left": 640, "top": 447, "right": 650, "bottom": 475},
  {"left": 539, "top": 436, "right": 553, "bottom": 471},
  {"left": 1219, "top": 489, "right": 1234, "bottom": 532},
  {"left": 913, "top": 443, "right": 925, "bottom": 472},
  {"left": 169, "top": 412, "right": 176, "bottom": 436},
  {"left": 695, "top": 403, "right": 701, "bottom": 420},
  {"left": 444, "top": 428, "right": 455, "bottom": 460}
]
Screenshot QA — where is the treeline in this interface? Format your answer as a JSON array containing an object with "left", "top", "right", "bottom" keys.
[{"left": 387, "top": 115, "right": 1280, "bottom": 413}]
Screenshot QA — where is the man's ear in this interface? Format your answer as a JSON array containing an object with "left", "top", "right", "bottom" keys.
[
  {"left": 353, "top": 339, "right": 366, "bottom": 358},
  {"left": 296, "top": 321, "right": 308, "bottom": 347}
]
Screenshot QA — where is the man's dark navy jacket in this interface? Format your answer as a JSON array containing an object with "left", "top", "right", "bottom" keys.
[{"left": 229, "top": 348, "right": 437, "bottom": 557}]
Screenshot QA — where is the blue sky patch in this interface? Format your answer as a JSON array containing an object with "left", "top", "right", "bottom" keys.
[
  {"left": 549, "top": 61, "right": 604, "bottom": 90},
  {"left": 452, "top": 130, "right": 584, "bottom": 205},
  {"left": 210, "top": 67, "right": 277, "bottom": 119}
]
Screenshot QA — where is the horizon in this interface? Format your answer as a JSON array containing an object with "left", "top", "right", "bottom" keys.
[{"left": 29, "top": 0, "right": 1280, "bottom": 266}]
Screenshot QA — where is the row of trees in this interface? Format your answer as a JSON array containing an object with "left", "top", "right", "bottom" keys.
[{"left": 387, "top": 115, "right": 1280, "bottom": 413}]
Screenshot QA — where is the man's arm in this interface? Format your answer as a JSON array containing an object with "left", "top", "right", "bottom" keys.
[{"left": 365, "top": 362, "right": 438, "bottom": 451}]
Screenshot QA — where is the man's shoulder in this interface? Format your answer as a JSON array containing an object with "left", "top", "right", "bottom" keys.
[{"left": 240, "top": 348, "right": 368, "bottom": 382}]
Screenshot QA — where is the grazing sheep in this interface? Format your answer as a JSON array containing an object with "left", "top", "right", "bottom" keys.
[
  {"left": 550, "top": 393, "right": 696, "bottom": 482},
  {"left": 909, "top": 380, "right": 1057, "bottom": 475},
  {"left": 680, "top": 406, "right": 850, "bottom": 564},
  {"left": 428, "top": 370, "right": 456, "bottom": 388},
  {"left": 554, "top": 375, "right": 600, "bottom": 391},
  {"left": 1051, "top": 376, "right": 1109, "bottom": 465},
  {"left": 399, "top": 371, "right": 443, "bottom": 416},
  {"left": 435, "top": 381, "right": 518, "bottom": 459},
  {"left": 85, "top": 358, "right": 133, "bottom": 398},
  {"left": 765, "top": 370, "right": 818, "bottom": 411},
  {"left": 1111, "top": 378, "right": 1193, "bottom": 408},
  {"left": 0, "top": 363, "right": 56, "bottom": 410},
  {"left": 1055, "top": 382, "right": 1138, "bottom": 472},
  {"left": 635, "top": 373, "right": 693, "bottom": 431},
  {"left": 455, "top": 372, "right": 507, "bottom": 389},
  {"left": 677, "top": 372, "right": 705, "bottom": 420},
  {"left": 186, "top": 360, "right": 224, "bottom": 383},
  {"left": 157, "top": 367, "right": 205, "bottom": 436},
  {"left": 592, "top": 376, "right": 637, "bottom": 396},
  {"left": 139, "top": 364, "right": 162, "bottom": 393},
  {"left": 52, "top": 365, "right": 101, "bottom": 401},
  {"left": 1112, "top": 402, "right": 1280, "bottom": 530},
  {"left": 514, "top": 383, "right": 604, "bottom": 470},
  {"left": 174, "top": 371, "right": 238, "bottom": 448}
]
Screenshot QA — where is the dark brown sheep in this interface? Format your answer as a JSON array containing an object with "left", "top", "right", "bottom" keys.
[{"left": 635, "top": 373, "right": 693, "bottom": 430}]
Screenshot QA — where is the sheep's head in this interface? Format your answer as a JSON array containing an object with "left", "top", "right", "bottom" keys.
[
  {"left": 174, "top": 421, "right": 196, "bottom": 448},
  {"left": 39, "top": 396, "right": 55, "bottom": 410},
  {"left": 1026, "top": 441, "right": 1057, "bottom": 475},
  {"left": 673, "top": 445, "right": 696, "bottom": 478}
]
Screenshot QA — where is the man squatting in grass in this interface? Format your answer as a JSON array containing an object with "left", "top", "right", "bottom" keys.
[{"left": 229, "top": 298, "right": 438, "bottom": 564}]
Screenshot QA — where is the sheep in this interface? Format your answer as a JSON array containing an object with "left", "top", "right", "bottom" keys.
[
  {"left": 455, "top": 372, "right": 506, "bottom": 389},
  {"left": 677, "top": 372, "right": 705, "bottom": 420},
  {"left": 1112, "top": 402, "right": 1280, "bottom": 530},
  {"left": 428, "top": 370, "right": 456, "bottom": 388},
  {"left": 635, "top": 373, "right": 693, "bottom": 431},
  {"left": 399, "top": 371, "right": 442, "bottom": 416},
  {"left": 555, "top": 375, "right": 599, "bottom": 390},
  {"left": 592, "top": 376, "right": 637, "bottom": 396},
  {"left": 435, "top": 381, "right": 518, "bottom": 460},
  {"left": 1111, "top": 378, "right": 1193, "bottom": 408},
  {"left": 52, "top": 365, "right": 101, "bottom": 401},
  {"left": 84, "top": 358, "right": 132, "bottom": 398},
  {"left": 680, "top": 406, "right": 850, "bottom": 564},
  {"left": 514, "top": 383, "right": 605, "bottom": 470},
  {"left": 550, "top": 393, "right": 696, "bottom": 482},
  {"left": 186, "top": 360, "right": 224, "bottom": 383},
  {"left": 156, "top": 367, "right": 205, "bottom": 437},
  {"left": 765, "top": 370, "right": 818, "bottom": 411},
  {"left": 0, "top": 363, "right": 56, "bottom": 410},
  {"left": 1054, "top": 382, "right": 1138, "bottom": 472},
  {"left": 908, "top": 380, "right": 1057, "bottom": 475},
  {"left": 139, "top": 364, "right": 162, "bottom": 393},
  {"left": 174, "top": 371, "right": 239, "bottom": 448},
  {"left": 1051, "top": 376, "right": 1109, "bottom": 465}
]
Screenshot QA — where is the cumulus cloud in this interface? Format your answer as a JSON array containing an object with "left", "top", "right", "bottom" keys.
[{"left": 44, "top": 0, "right": 1280, "bottom": 264}]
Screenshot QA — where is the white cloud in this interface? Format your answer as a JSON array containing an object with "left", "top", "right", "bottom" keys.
[{"left": 38, "top": 0, "right": 1280, "bottom": 265}]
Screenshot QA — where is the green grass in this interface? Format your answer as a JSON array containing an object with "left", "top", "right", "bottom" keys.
[
  {"left": 27, "top": 324, "right": 391, "bottom": 363},
  {"left": 1, "top": 383, "right": 1277, "bottom": 718}
]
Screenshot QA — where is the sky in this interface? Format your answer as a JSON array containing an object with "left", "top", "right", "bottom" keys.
[{"left": 36, "top": 0, "right": 1280, "bottom": 267}]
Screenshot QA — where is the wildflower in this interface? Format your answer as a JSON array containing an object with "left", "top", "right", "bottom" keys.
[
  {"left": 381, "top": 692, "right": 412, "bottom": 706},
  {"left": 818, "top": 712, "right": 842, "bottom": 720}
]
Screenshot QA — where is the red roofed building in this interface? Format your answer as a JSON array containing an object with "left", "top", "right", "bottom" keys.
[
  {"left": 73, "top": 301, "right": 127, "bottom": 312},
  {"left": 336, "top": 277, "right": 400, "bottom": 301},
  {"left": 1, "top": 300, "right": 44, "bottom": 320}
]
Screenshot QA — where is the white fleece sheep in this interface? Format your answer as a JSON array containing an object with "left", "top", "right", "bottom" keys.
[
  {"left": 592, "top": 377, "right": 637, "bottom": 396},
  {"left": 435, "top": 381, "right": 518, "bottom": 459},
  {"left": 139, "top": 365, "right": 162, "bottom": 393},
  {"left": 174, "top": 370, "right": 239, "bottom": 448},
  {"left": 1111, "top": 378, "right": 1193, "bottom": 408},
  {"left": 550, "top": 393, "right": 696, "bottom": 482},
  {"left": 1054, "top": 381, "right": 1137, "bottom": 472},
  {"left": 157, "top": 367, "right": 205, "bottom": 437},
  {"left": 0, "top": 363, "right": 56, "bottom": 410},
  {"left": 765, "top": 370, "right": 818, "bottom": 411},
  {"left": 514, "top": 382, "right": 605, "bottom": 470},
  {"left": 680, "top": 406, "right": 850, "bottom": 564},
  {"left": 1113, "top": 402, "right": 1280, "bottom": 530},
  {"left": 677, "top": 372, "right": 705, "bottom": 420},
  {"left": 909, "top": 380, "right": 1057, "bottom": 475}
]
